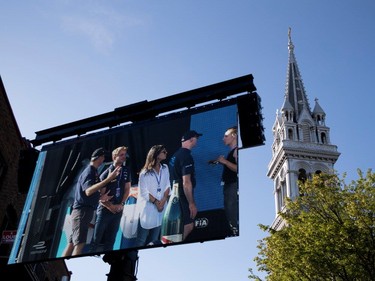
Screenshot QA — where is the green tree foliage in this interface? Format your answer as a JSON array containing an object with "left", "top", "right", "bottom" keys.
[{"left": 250, "top": 170, "right": 375, "bottom": 281}]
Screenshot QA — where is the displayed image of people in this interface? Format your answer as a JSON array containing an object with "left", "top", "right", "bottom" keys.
[
  {"left": 213, "top": 126, "right": 239, "bottom": 235},
  {"left": 168, "top": 130, "right": 202, "bottom": 241},
  {"left": 13, "top": 100, "right": 242, "bottom": 265},
  {"left": 135, "top": 145, "right": 171, "bottom": 247},
  {"left": 90, "top": 146, "right": 131, "bottom": 253},
  {"left": 62, "top": 148, "right": 121, "bottom": 257}
]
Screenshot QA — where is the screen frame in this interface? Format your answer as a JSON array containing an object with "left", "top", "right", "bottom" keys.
[{"left": 9, "top": 97, "right": 242, "bottom": 265}]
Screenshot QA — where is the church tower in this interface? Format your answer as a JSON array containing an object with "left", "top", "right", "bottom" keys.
[{"left": 267, "top": 29, "right": 340, "bottom": 230}]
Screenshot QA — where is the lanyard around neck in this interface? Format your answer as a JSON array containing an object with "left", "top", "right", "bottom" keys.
[{"left": 153, "top": 166, "right": 162, "bottom": 192}]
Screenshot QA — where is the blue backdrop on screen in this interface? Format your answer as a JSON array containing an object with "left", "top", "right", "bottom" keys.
[
  {"left": 9, "top": 102, "right": 238, "bottom": 264},
  {"left": 191, "top": 105, "right": 236, "bottom": 211}
]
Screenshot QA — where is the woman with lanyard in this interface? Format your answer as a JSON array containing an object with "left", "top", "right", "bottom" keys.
[{"left": 135, "top": 145, "right": 171, "bottom": 246}]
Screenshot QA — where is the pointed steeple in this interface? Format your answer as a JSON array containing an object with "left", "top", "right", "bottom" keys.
[
  {"left": 268, "top": 29, "right": 340, "bottom": 231},
  {"left": 284, "top": 27, "right": 311, "bottom": 121},
  {"left": 312, "top": 98, "right": 326, "bottom": 126},
  {"left": 312, "top": 98, "right": 325, "bottom": 115},
  {"left": 281, "top": 94, "right": 294, "bottom": 112}
]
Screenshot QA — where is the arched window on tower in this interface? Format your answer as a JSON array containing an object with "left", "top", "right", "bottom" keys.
[
  {"left": 281, "top": 180, "right": 287, "bottom": 207},
  {"left": 321, "top": 132, "right": 327, "bottom": 144},
  {"left": 298, "top": 168, "right": 307, "bottom": 183},
  {"left": 275, "top": 178, "right": 281, "bottom": 212},
  {"left": 287, "top": 111, "right": 293, "bottom": 122},
  {"left": 298, "top": 168, "right": 308, "bottom": 197},
  {"left": 276, "top": 181, "right": 287, "bottom": 212},
  {"left": 276, "top": 186, "right": 282, "bottom": 213},
  {"left": 316, "top": 115, "right": 322, "bottom": 125},
  {"left": 318, "top": 115, "right": 325, "bottom": 126},
  {"left": 288, "top": 128, "right": 293, "bottom": 140},
  {"left": 282, "top": 111, "right": 288, "bottom": 121}
]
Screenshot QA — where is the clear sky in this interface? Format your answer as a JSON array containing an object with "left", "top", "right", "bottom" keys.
[{"left": 1, "top": 1, "right": 375, "bottom": 280}]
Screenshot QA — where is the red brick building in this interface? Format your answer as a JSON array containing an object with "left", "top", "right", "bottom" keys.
[{"left": 0, "top": 76, "right": 71, "bottom": 280}]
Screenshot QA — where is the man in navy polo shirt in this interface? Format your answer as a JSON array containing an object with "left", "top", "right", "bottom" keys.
[
  {"left": 62, "top": 148, "right": 121, "bottom": 257},
  {"left": 169, "top": 130, "right": 202, "bottom": 240}
]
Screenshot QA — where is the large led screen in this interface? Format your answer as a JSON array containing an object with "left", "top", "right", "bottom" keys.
[{"left": 10, "top": 99, "right": 241, "bottom": 264}]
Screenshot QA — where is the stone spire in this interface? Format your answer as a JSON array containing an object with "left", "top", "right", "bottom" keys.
[{"left": 284, "top": 27, "right": 311, "bottom": 121}]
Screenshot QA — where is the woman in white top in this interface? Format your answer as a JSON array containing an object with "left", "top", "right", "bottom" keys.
[{"left": 135, "top": 145, "right": 171, "bottom": 246}]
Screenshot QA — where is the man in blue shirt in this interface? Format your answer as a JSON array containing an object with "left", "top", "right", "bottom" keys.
[
  {"left": 62, "top": 148, "right": 121, "bottom": 256},
  {"left": 169, "top": 130, "right": 202, "bottom": 240}
]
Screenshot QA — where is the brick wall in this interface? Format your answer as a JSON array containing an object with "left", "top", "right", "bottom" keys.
[{"left": 0, "top": 76, "right": 27, "bottom": 234}]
